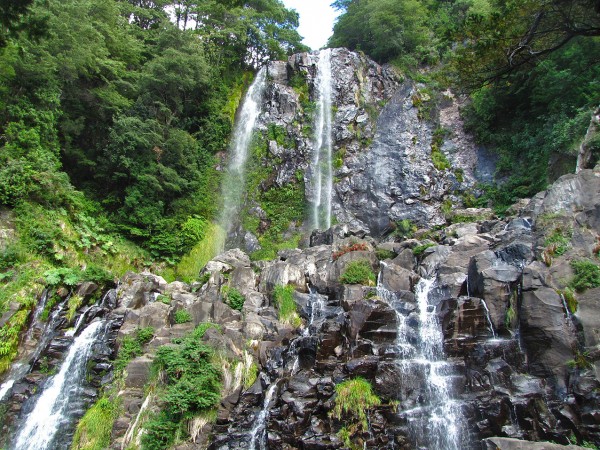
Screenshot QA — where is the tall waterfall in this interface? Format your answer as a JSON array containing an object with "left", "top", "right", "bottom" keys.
[
  {"left": 13, "top": 320, "right": 107, "bottom": 450},
  {"left": 216, "top": 67, "right": 268, "bottom": 253},
  {"left": 311, "top": 49, "right": 334, "bottom": 231}
]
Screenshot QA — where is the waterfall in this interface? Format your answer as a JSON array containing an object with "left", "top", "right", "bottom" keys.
[
  {"left": 248, "top": 382, "right": 278, "bottom": 450},
  {"left": 216, "top": 67, "right": 268, "bottom": 253},
  {"left": 311, "top": 49, "right": 334, "bottom": 231},
  {"left": 377, "top": 269, "right": 464, "bottom": 450},
  {"left": 480, "top": 299, "right": 497, "bottom": 338},
  {"left": 13, "top": 319, "right": 107, "bottom": 450},
  {"left": 411, "top": 278, "right": 463, "bottom": 450}
]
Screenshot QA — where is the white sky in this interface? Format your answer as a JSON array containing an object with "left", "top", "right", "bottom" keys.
[{"left": 282, "top": 0, "right": 338, "bottom": 51}]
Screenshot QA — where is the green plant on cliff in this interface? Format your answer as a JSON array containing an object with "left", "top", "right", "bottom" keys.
[
  {"left": 141, "top": 329, "right": 222, "bottom": 450},
  {"left": 340, "top": 261, "right": 376, "bottom": 286},
  {"left": 570, "top": 260, "right": 600, "bottom": 293},
  {"left": 273, "top": 284, "right": 301, "bottom": 327},
  {"left": 332, "top": 377, "right": 381, "bottom": 433},
  {"left": 221, "top": 286, "right": 245, "bottom": 311},
  {"left": 71, "top": 396, "right": 120, "bottom": 450}
]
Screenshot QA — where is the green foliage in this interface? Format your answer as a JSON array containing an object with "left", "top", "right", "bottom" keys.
[
  {"left": 222, "top": 286, "right": 245, "bottom": 311},
  {"left": 566, "top": 351, "right": 593, "bottom": 370},
  {"left": 328, "top": 0, "right": 430, "bottom": 64},
  {"left": 413, "top": 243, "right": 436, "bottom": 257},
  {"left": 332, "top": 377, "right": 381, "bottom": 432},
  {"left": 340, "top": 261, "right": 376, "bottom": 286},
  {"left": 174, "top": 309, "right": 192, "bottom": 324},
  {"left": 558, "top": 287, "right": 578, "bottom": 314},
  {"left": 273, "top": 284, "right": 301, "bottom": 327},
  {"left": 0, "top": 309, "right": 30, "bottom": 373},
  {"left": 66, "top": 294, "right": 83, "bottom": 323},
  {"left": 114, "top": 327, "right": 155, "bottom": 373},
  {"left": 71, "top": 396, "right": 120, "bottom": 450},
  {"left": 431, "top": 128, "right": 451, "bottom": 171},
  {"left": 393, "top": 219, "right": 416, "bottom": 239},
  {"left": 44, "top": 267, "right": 82, "bottom": 287},
  {"left": 142, "top": 328, "right": 222, "bottom": 449},
  {"left": 570, "top": 260, "right": 600, "bottom": 293},
  {"left": 244, "top": 362, "right": 259, "bottom": 389},
  {"left": 375, "top": 249, "right": 396, "bottom": 261},
  {"left": 192, "top": 322, "right": 222, "bottom": 339}
]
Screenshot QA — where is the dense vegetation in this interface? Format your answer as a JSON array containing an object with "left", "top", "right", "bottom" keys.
[
  {"left": 330, "top": 0, "right": 600, "bottom": 212},
  {"left": 0, "top": 0, "right": 306, "bottom": 373}
]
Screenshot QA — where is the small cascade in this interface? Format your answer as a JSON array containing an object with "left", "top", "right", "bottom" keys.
[
  {"left": 377, "top": 268, "right": 464, "bottom": 450},
  {"left": 65, "top": 306, "right": 90, "bottom": 337},
  {"left": 248, "top": 382, "right": 278, "bottom": 450},
  {"left": 559, "top": 293, "right": 572, "bottom": 319},
  {"left": 311, "top": 49, "right": 334, "bottom": 231},
  {"left": 304, "top": 286, "right": 325, "bottom": 336},
  {"left": 411, "top": 278, "right": 463, "bottom": 450},
  {"left": 13, "top": 319, "right": 109, "bottom": 450},
  {"left": 217, "top": 67, "right": 268, "bottom": 252},
  {"left": 245, "top": 287, "right": 327, "bottom": 448},
  {"left": 480, "top": 299, "right": 497, "bottom": 338}
]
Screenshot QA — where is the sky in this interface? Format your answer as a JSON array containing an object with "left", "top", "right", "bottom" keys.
[{"left": 282, "top": 0, "right": 339, "bottom": 51}]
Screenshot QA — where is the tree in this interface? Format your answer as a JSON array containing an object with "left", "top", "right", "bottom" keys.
[
  {"left": 0, "top": 0, "right": 47, "bottom": 46},
  {"left": 456, "top": 0, "right": 600, "bottom": 85},
  {"left": 328, "top": 0, "right": 430, "bottom": 63}
]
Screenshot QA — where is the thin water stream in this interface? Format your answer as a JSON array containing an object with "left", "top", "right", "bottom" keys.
[
  {"left": 311, "top": 49, "right": 333, "bottom": 231},
  {"left": 217, "top": 67, "right": 267, "bottom": 252}
]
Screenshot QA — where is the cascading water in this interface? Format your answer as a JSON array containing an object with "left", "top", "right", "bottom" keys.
[
  {"left": 216, "top": 67, "right": 268, "bottom": 253},
  {"left": 13, "top": 319, "right": 108, "bottom": 450},
  {"left": 377, "top": 268, "right": 464, "bottom": 450},
  {"left": 311, "top": 49, "right": 334, "bottom": 231},
  {"left": 412, "top": 278, "right": 462, "bottom": 450},
  {"left": 248, "top": 382, "right": 278, "bottom": 450}
]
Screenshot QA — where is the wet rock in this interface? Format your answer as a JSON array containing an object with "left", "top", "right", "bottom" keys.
[
  {"left": 483, "top": 437, "right": 590, "bottom": 449},
  {"left": 520, "top": 287, "right": 576, "bottom": 383}
]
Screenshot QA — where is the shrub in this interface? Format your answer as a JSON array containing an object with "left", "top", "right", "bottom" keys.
[
  {"left": 192, "top": 322, "right": 221, "bottom": 339},
  {"left": 570, "top": 260, "right": 600, "bottom": 293},
  {"left": 332, "top": 378, "right": 381, "bottom": 431},
  {"left": 375, "top": 249, "right": 396, "bottom": 261},
  {"left": 174, "top": 309, "right": 192, "bottom": 324},
  {"left": 413, "top": 243, "right": 436, "bottom": 257},
  {"left": 340, "top": 261, "right": 376, "bottom": 286},
  {"left": 222, "top": 286, "right": 245, "bottom": 311},
  {"left": 114, "top": 327, "right": 154, "bottom": 373},
  {"left": 393, "top": 219, "right": 416, "bottom": 238},
  {"left": 273, "top": 284, "right": 301, "bottom": 327}
]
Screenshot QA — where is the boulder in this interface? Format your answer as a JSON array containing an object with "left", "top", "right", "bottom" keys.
[
  {"left": 258, "top": 262, "right": 306, "bottom": 294},
  {"left": 520, "top": 287, "right": 576, "bottom": 383},
  {"left": 483, "top": 437, "right": 590, "bottom": 450}
]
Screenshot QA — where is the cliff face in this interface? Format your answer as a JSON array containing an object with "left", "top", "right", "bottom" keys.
[{"left": 233, "top": 48, "right": 491, "bottom": 246}]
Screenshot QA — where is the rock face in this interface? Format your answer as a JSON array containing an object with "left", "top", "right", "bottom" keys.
[
  {"left": 209, "top": 166, "right": 600, "bottom": 450},
  {"left": 229, "top": 48, "right": 493, "bottom": 246}
]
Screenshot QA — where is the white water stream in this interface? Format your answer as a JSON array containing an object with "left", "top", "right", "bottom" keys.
[
  {"left": 248, "top": 382, "right": 278, "bottom": 450},
  {"left": 311, "top": 49, "right": 334, "bottom": 231},
  {"left": 378, "top": 270, "right": 464, "bottom": 450},
  {"left": 216, "top": 67, "right": 267, "bottom": 252},
  {"left": 13, "top": 320, "right": 106, "bottom": 450}
]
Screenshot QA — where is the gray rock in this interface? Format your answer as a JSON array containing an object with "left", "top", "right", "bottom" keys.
[{"left": 483, "top": 437, "right": 589, "bottom": 450}]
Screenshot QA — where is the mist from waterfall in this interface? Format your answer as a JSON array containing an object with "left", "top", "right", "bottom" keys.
[
  {"left": 311, "top": 49, "right": 334, "bottom": 231},
  {"left": 215, "top": 67, "right": 267, "bottom": 253}
]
